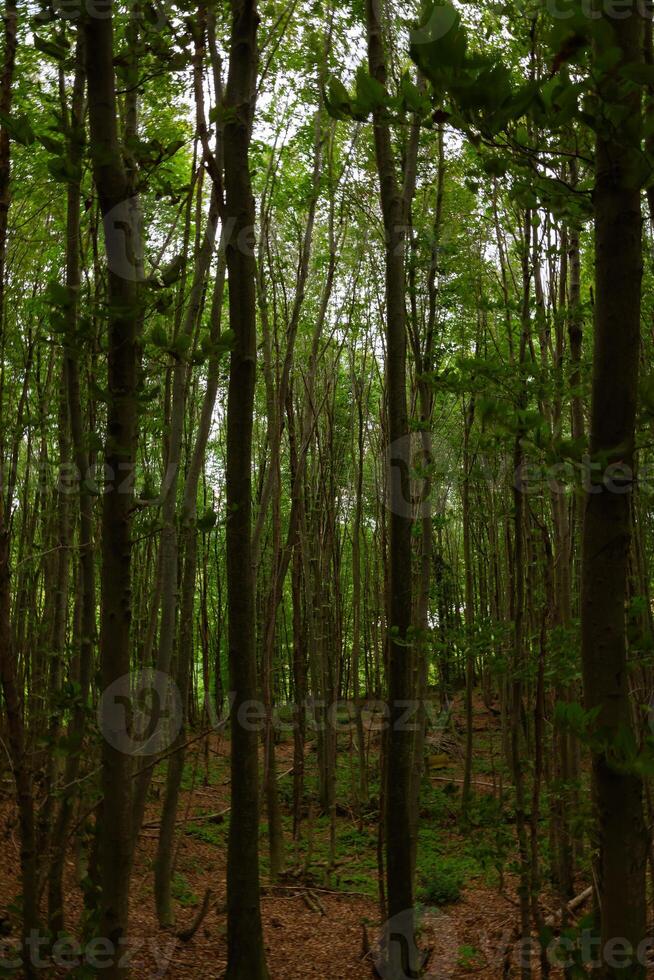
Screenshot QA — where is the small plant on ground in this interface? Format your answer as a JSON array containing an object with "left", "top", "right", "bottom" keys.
[
  {"left": 457, "top": 944, "right": 483, "bottom": 970},
  {"left": 171, "top": 872, "right": 199, "bottom": 908}
]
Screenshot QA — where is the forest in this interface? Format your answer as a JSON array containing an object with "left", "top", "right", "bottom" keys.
[{"left": 0, "top": 0, "right": 653, "bottom": 976}]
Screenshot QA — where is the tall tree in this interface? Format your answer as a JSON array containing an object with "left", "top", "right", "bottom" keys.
[
  {"left": 0, "top": 5, "right": 40, "bottom": 977},
  {"left": 85, "top": 0, "right": 141, "bottom": 968},
  {"left": 364, "top": 0, "right": 419, "bottom": 971},
  {"left": 222, "top": 0, "right": 269, "bottom": 976},
  {"left": 580, "top": 4, "right": 648, "bottom": 973}
]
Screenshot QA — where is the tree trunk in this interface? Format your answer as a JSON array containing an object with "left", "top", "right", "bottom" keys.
[
  {"left": 581, "top": 7, "right": 647, "bottom": 974},
  {"left": 223, "top": 0, "right": 268, "bottom": 975},
  {"left": 85, "top": 1, "right": 141, "bottom": 967},
  {"left": 365, "top": 0, "right": 416, "bottom": 970},
  {"left": 0, "top": 5, "right": 39, "bottom": 976},
  {"left": 48, "top": 38, "right": 88, "bottom": 934},
  {"left": 154, "top": 229, "right": 227, "bottom": 927}
]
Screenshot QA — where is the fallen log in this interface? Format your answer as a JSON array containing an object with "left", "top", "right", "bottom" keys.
[{"left": 544, "top": 885, "right": 593, "bottom": 927}]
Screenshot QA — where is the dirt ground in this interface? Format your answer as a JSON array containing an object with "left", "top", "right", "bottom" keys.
[{"left": 0, "top": 696, "right": 597, "bottom": 978}]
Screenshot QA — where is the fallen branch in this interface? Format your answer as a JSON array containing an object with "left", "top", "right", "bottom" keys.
[
  {"left": 430, "top": 775, "right": 496, "bottom": 791},
  {"left": 177, "top": 887, "right": 214, "bottom": 942},
  {"left": 263, "top": 882, "right": 371, "bottom": 899},
  {"left": 301, "top": 890, "right": 324, "bottom": 915},
  {"left": 142, "top": 764, "right": 296, "bottom": 829},
  {"left": 544, "top": 886, "right": 593, "bottom": 927}
]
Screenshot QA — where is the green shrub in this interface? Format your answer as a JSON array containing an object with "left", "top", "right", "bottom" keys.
[
  {"left": 416, "top": 833, "right": 480, "bottom": 906},
  {"left": 417, "top": 857, "right": 464, "bottom": 905}
]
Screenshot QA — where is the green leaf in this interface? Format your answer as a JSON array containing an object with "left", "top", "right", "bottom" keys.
[
  {"left": 505, "top": 81, "right": 538, "bottom": 121},
  {"left": 399, "top": 74, "right": 427, "bottom": 113},
  {"left": 410, "top": 3, "right": 464, "bottom": 65},
  {"left": 38, "top": 133, "right": 65, "bottom": 155},
  {"left": 170, "top": 333, "right": 192, "bottom": 356},
  {"left": 47, "top": 156, "right": 81, "bottom": 184},
  {"left": 34, "top": 34, "right": 70, "bottom": 62},
  {"left": 197, "top": 508, "right": 217, "bottom": 532},
  {"left": 216, "top": 328, "right": 235, "bottom": 354},
  {"left": 149, "top": 324, "right": 169, "bottom": 348},
  {"left": 354, "top": 66, "right": 388, "bottom": 115},
  {"left": 410, "top": 3, "right": 467, "bottom": 86},
  {"left": 0, "top": 110, "right": 35, "bottom": 147},
  {"left": 325, "top": 77, "right": 351, "bottom": 120},
  {"left": 164, "top": 138, "right": 185, "bottom": 159},
  {"left": 481, "top": 155, "right": 507, "bottom": 178},
  {"left": 160, "top": 254, "right": 185, "bottom": 286},
  {"left": 45, "top": 280, "right": 73, "bottom": 309}
]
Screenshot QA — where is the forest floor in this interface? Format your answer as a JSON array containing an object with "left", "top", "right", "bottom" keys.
[{"left": 0, "top": 694, "right": 591, "bottom": 978}]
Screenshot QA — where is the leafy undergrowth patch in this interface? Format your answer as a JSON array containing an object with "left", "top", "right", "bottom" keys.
[{"left": 0, "top": 695, "right": 563, "bottom": 977}]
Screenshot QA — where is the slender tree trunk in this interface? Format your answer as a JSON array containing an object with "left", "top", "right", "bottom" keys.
[
  {"left": 132, "top": 189, "right": 219, "bottom": 845},
  {"left": 85, "top": 2, "right": 141, "bottom": 967},
  {"left": 223, "top": 0, "right": 268, "bottom": 975},
  {"left": 48, "top": 38, "right": 88, "bottom": 933},
  {"left": 461, "top": 393, "right": 476, "bottom": 814},
  {"left": 408, "top": 122, "right": 444, "bottom": 870},
  {"left": 0, "top": 5, "right": 39, "bottom": 975},
  {"left": 581, "top": 8, "right": 647, "bottom": 974},
  {"left": 154, "top": 233, "right": 227, "bottom": 927},
  {"left": 351, "top": 369, "right": 369, "bottom": 811},
  {"left": 287, "top": 392, "right": 307, "bottom": 839},
  {"left": 365, "top": 0, "right": 416, "bottom": 970},
  {"left": 511, "top": 214, "right": 533, "bottom": 980}
]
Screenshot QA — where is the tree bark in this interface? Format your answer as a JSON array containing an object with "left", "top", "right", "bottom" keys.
[
  {"left": 223, "top": 0, "right": 268, "bottom": 975},
  {"left": 581, "top": 7, "right": 647, "bottom": 975},
  {"left": 85, "top": 1, "right": 141, "bottom": 967},
  {"left": 365, "top": 0, "right": 416, "bottom": 971}
]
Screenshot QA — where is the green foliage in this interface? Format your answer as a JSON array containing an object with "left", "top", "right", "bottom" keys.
[
  {"left": 185, "top": 822, "right": 225, "bottom": 846},
  {"left": 457, "top": 944, "right": 483, "bottom": 970},
  {"left": 417, "top": 855, "right": 466, "bottom": 905},
  {"left": 171, "top": 873, "right": 199, "bottom": 908},
  {"left": 416, "top": 829, "right": 481, "bottom": 905},
  {"left": 0, "top": 110, "right": 34, "bottom": 146},
  {"left": 7, "top": 0, "right": 654, "bottom": 958},
  {"left": 197, "top": 508, "right": 218, "bottom": 532},
  {"left": 463, "top": 796, "right": 513, "bottom": 884}
]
